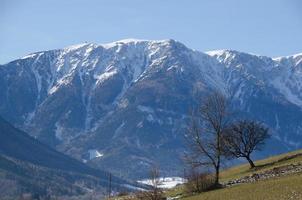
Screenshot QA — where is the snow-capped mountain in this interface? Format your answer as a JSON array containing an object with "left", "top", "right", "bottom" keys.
[{"left": 0, "top": 39, "right": 302, "bottom": 178}]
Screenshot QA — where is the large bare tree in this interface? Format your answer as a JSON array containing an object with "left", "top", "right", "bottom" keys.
[
  {"left": 222, "top": 120, "right": 270, "bottom": 168},
  {"left": 185, "top": 91, "right": 231, "bottom": 185}
]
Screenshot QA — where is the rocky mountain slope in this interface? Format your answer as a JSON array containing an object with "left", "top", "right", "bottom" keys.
[{"left": 0, "top": 39, "right": 301, "bottom": 178}]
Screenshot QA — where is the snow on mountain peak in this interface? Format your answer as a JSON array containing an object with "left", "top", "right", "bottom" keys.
[
  {"left": 14, "top": 40, "right": 302, "bottom": 110},
  {"left": 206, "top": 49, "right": 302, "bottom": 108},
  {"left": 292, "top": 52, "right": 302, "bottom": 60},
  {"left": 101, "top": 39, "right": 145, "bottom": 49},
  {"left": 105, "top": 38, "right": 149, "bottom": 45},
  {"left": 65, "top": 43, "right": 93, "bottom": 50},
  {"left": 273, "top": 52, "right": 302, "bottom": 67},
  {"left": 21, "top": 52, "right": 44, "bottom": 60},
  {"left": 62, "top": 43, "right": 98, "bottom": 55},
  {"left": 206, "top": 49, "right": 263, "bottom": 59},
  {"left": 100, "top": 38, "right": 178, "bottom": 49},
  {"left": 273, "top": 52, "right": 302, "bottom": 60},
  {"left": 206, "top": 49, "right": 231, "bottom": 57},
  {"left": 206, "top": 49, "right": 240, "bottom": 64}
]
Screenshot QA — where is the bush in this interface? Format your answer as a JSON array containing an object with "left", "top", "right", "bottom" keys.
[{"left": 185, "top": 171, "right": 216, "bottom": 194}]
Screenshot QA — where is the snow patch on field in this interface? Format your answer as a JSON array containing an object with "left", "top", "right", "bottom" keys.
[{"left": 138, "top": 177, "right": 186, "bottom": 189}]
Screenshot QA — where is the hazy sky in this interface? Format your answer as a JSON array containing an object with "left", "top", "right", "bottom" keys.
[{"left": 1, "top": 0, "right": 301, "bottom": 64}]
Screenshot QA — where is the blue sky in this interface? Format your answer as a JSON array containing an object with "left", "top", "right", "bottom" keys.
[{"left": 0, "top": 0, "right": 301, "bottom": 64}]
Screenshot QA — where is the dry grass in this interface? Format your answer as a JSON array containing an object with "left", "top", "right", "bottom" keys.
[
  {"left": 220, "top": 149, "right": 302, "bottom": 182},
  {"left": 182, "top": 149, "right": 302, "bottom": 200},
  {"left": 164, "top": 184, "right": 184, "bottom": 198},
  {"left": 183, "top": 172, "right": 302, "bottom": 200},
  {"left": 112, "top": 149, "right": 302, "bottom": 200}
]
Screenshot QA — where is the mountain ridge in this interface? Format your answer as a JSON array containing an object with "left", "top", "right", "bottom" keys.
[{"left": 14, "top": 39, "right": 302, "bottom": 66}]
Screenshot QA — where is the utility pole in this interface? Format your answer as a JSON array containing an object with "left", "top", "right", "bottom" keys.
[{"left": 108, "top": 172, "right": 112, "bottom": 198}]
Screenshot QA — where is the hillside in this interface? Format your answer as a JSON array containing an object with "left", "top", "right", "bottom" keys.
[
  {"left": 0, "top": 155, "right": 105, "bottom": 199},
  {"left": 167, "top": 149, "right": 302, "bottom": 200},
  {"left": 183, "top": 174, "right": 302, "bottom": 200},
  {"left": 0, "top": 116, "right": 134, "bottom": 199}
]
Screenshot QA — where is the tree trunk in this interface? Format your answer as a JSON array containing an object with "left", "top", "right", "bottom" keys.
[
  {"left": 214, "top": 165, "right": 220, "bottom": 185},
  {"left": 246, "top": 156, "right": 255, "bottom": 168}
]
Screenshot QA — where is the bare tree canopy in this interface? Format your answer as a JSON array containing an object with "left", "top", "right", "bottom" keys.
[
  {"left": 185, "top": 91, "right": 232, "bottom": 185},
  {"left": 222, "top": 120, "right": 270, "bottom": 168}
]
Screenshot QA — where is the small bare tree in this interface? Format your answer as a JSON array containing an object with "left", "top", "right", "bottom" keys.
[
  {"left": 185, "top": 91, "right": 231, "bottom": 186},
  {"left": 222, "top": 120, "right": 270, "bottom": 168},
  {"left": 135, "top": 166, "right": 164, "bottom": 200}
]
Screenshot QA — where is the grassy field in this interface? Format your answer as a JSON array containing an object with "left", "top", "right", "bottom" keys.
[
  {"left": 220, "top": 149, "right": 302, "bottom": 182},
  {"left": 180, "top": 149, "right": 302, "bottom": 200},
  {"left": 183, "top": 172, "right": 302, "bottom": 200},
  {"left": 112, "top": 149, "right": 302, "bottom": 200}
]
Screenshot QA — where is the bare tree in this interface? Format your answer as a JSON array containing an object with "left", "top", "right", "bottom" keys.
[
  {"left": 222, "top": 120, "right": 270, "bottom": 168},
  {"left": 135, "top": 166, "right": 164, "bottom": 200},
  {"left": 185, "top": 91, "right": 231, "bottom": 186}
]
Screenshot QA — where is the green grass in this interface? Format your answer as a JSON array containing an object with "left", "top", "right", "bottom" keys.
[
  {"left": 181, "top": 149, "right": 302, "bottom": 200},
  {"left": 183, "top": 172, "right": 302, "bottom": 200},
  {"left": 220, "top": 149, "right": 302, "bottom": 182},
  {"left": 164, "top": 184, "right": 184, "bottom": 198}
]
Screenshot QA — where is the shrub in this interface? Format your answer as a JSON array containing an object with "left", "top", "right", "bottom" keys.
[{"left": 185, "top": 171, "right": 216, "bottom": 194}]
